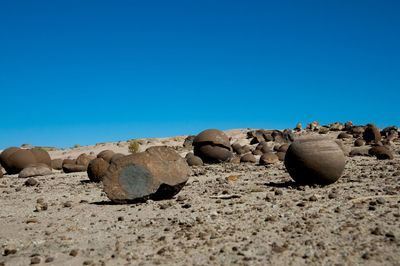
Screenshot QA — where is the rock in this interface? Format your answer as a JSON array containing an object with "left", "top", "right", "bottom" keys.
[
  {"left": 103, "top": 146, "right": 190, "bottom": 203},
  {"left": 294, "top": 122, "right": 302, "bottom": 131},
  {"left": 4, "top": 149, "right": 37, "bottom": 174},
  {"left": 51, "top": 159, "right": 63, "bottom": 170},
  {"left": 277, "top": 143, "right": 290, "bottom": 153},
  {"left": 354, "top": 139, "right": 366, "bottom": 147},
  {"left": 63, "top": 164, "right": 87, "bottom": 173},
  {"left": 259, "top": 153, "right": 279, "bottom": 165},
  {"left": 329, "top": 122, "right": 344, "bottom": 131},
  {"left": 344, "top": 121, "right": 354, "bottom": 131},
  {"left": 306, "top": 121, "right": 321, "bottom": 131},
  {"left": 0, "top": 169, "right": 3, "bottom": 178},
  {"left": 110, "top": 153, "right": 125, "bottom": 163},
  {"left": 368, "top": 146, "right": 394, "bottom": 160},
  {"left": 185, "top": 153, "right": 203, "bottom": 166},
  {"left": 318, "top": 127, "right": 329, "bottom": 134},
  {"left": 232, "top": 143, "right": 244, "bottom": 154},
  {"left": 30, "top": 148, "right": 51, "bottom": 167},
  {"left": 337, "top": 133, "right": 352, "bottom": 139},
  {"left": 62, "top": 159, "right": 76, "bottom": 166},
  {"left": 97, "top": 150, "right": 115, "bottom": 163},
  {"left": 87, "top": 158, "right": 110, "bottom": 182},
  {"left": 240, "top": 153, "right": 256, "bottom": 163},
  {"left": 193, "top": 129, "right": 232, "bottom": 163},
  {"left": 183, "top": 135, "right": 196, "bottom": 148},
  {"left": 284, "top": 136, "right": 345, "bottom": 185},
  {"left": 25, "top": 178, "right": 38, "bottom": 186},
  {"left": 276, "top": 152, "right": 286, "bottom": 161},
  {"left": 272, "top": 130, "right": 294, "bottom": 143},
  {"left": 252, "top": 149, "right": 263, "bottom": 156},
  {"left": 349, "top": 147, "right": 370, "bottom": 157},
  {"left": 19, "top": 163, "right": 52, "bottom": 178},
  {"left": 351, "top": 126, "right": 365, "bottom": 137},
  {"left": 76, "top": 153, "right": 95, "bottom": 167},
  {"left": 0, "top": 147, "right": 20, "bottom": 173},
  {"left": 363, "top": 124, "right": 381, "bottom": 144}
]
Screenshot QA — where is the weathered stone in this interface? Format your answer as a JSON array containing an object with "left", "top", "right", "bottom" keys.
[
  {"left": 349, "top": 147, "right": 370, "bottom": 157},
  {"left": 30, "top": 148, "right": 51, "bottom": 167},
  {"left": 368, "top": 146, "right": 393, "bottom": 160},
  {"left": 75, "top": 153, "right": 95, "bottom": 167},
  {"left": 0, "top": 147, "right": 21, "bottom": 173},
  {"left": 259, "top": 153, "right": 279, "bottom": 165},
  {"left": 306, "top": 121, "right": 320, "bottom": 131},
  {"left": 97, "top": 150, "right": 115, "bottom": 163},
  {"left": 337, "top": 133, "right": 352, "bottom": 139},
  {"left": 272, "top": 130, "right": 294, "bottom": 143},
  {"left": 294, "top": 122, "right": 302, "bottom": 131},
  {"left": 103, "top": 146, "right": 190, "bottom": 203},
  {"left": 344, "top": 121, "right": 354, "bottom": 131},
  {"left": 329, "top": 122, "right": 344, "bottom": 131},
  {"left": 87, "top": 158, "right": 109, "bottom": 182},
  {"left": 63, "top": 164, "right": 87, "bottom": 173},
  {"left": 5, "top": 149, "right": 37, "bottom": 174},
  {"left": 110, "top": 153, "right": 125, "bottom": 163},
  {"left": 185, "top": 153, "right": 203, "bottom": 166},
  {"left": 277, "top": 143, "right": 290, "bottom": 153},
  {"left": 354, "top": 139, "right": 366, "bottom": 147},
  {"left": 363, "top": 124, "right": 381, "bottom": 144},
  {"left": 240, "top": 153, "right": 256, "bottom": 163},
  {"left": 318, "top": 127, "right": 329, "bottom": 134},
  {"left": 62, "top": 159, "right": 76, "bottom": 166},
  {"left": 252, "top": 149, "right": 263, "bottom": 156},
  {"left": 284, "top": 136, "right": 345, "bottom": 185},
  {"left": 193, "top": 129, "right": 232, "bottom": 163},
  {"left": 183, "top": 135, "right": 196, "bottom": 148},
  {"left": 276, "top": 152, "right": 286, "bottom": 161},
  {"left": 19, "top": 163, "right": 52, "bottom": 178},
  {"left": 351, "top": 126, "right": 365, "bottom": 137},
  {"left": 51, "top": 159, "right": 63, "bottom": 170}
]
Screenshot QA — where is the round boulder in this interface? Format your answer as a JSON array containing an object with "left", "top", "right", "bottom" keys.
[
  {"left": 284, "top": 136, "right": 345, "bottom": 185},
  {"left": 185, "top": 153, "right": 203, "bottom": 166},
  {"left": 368, "top": 146, "right": 393, "bottom": 160},
  {"left": 87, "top": 158, "right": 110, "bottom": 182},
  {"left": 193, "top": 129, "right": 232, "bottom": 163},
  {"left": 76, "top": 153, "right": 96, "bottom": 167},
  {"left": 6, "top": 149, "right": 37, "bottom": 174},
  {"left": 103, "top": 146, "right": 190, "bottom": 203},
  {"left": 0, "top": 147, "right": 21, "bottom": 173},
  {"left": 354, "top": 139, "right": 366, "bottom": 147},
  {"left": 97, "top": 150, "right": 115, "bottom": 163},
  {"left": 240, "top": 153, "right": 256, "bottom": 163},
  {"left": 30, "top": 148, "right": 51, "bottom": 167},
  {"left": 259, "top": 153, "right": 279, "bottom": 165},
  {"left": 363, "top": 124, "right": 381, "bottom": 144}
]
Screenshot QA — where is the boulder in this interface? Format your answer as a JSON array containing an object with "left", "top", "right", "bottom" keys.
[
  {"left": 51, "top": 159, "right": 63, "bottom": 170},
  {"left": 6, "top": 149, "right": 37, "bottom": 174},
  {"left": 354, "top": 139, "right": 365, "bottom": 147},
  {"left": 252, "top": 149, "right": 263, "bottom": 156},
  {"left": 284, "top": 136, "right": 345, "bottom": 185},
  {"left": 272, "top": 130, "right": 294, "bottom": 143},
  {"left": 63, "top": 164, "right": 87, "bottom": 173},
  {"left": 344, "top": 121, "right": 354, "bottom": 132},
  {"left": 30, "top": 148, "right": 51, "bottom": 167},
  {"left": 103, "top": 146, "right": 190, "bottom": 203},
  {"left": 97, "top": 150, "right": 115, "bottom": 163},
  {"left": 277, "top": 143, "right": 290, "bottom": 153},
  {"left": 259, "top": 153, "right": 279, "bottom": 165},
  {"left": 276, "top": 152, "right": 286, "bottom": 161},
  {"left": 337, "top": 133, "right": 352, "bottom": 139},
  {"left": 193, "top": 129, "right": 232, "bottom": 163},
  {"left": 62, "top": 159, "right": 76, "bottom": 166},
  {"left": 110, "top": 153, "right": 125, "bottom": 163},
  {"left": 368, "top": 146, "right": 394, "bottom": 160},
  {"left": 87, "top": 158, "right": 110, "bottom": 182},
  {"left": 76, "top": 153, "right": 95, "bottom": 167},
  {"left": 294, "top": 122, "right": 302, "bottom": 131},
  {"left": 19, "top": 163, "right": 52, "bottom": 178},
  {"left": 183, "top": 135, "right": 196, "bottom": 148},
  {"left": 351, "top": 126, "right": 365, "bottom": 138},
  {"left": 349, "top": 147, "right": 370, "bottom": 157},
  {"left": 0, "top": 147, "right": 21, "bottom": 173},
  {"left": 240, "top": 153, "right": 256, "bottom": 163},
  {"left": 363, "top": 124, "right": 381, "bottom": 144},
  {"left": 185, "top": 153, "right": 203, "bottom": 166}
]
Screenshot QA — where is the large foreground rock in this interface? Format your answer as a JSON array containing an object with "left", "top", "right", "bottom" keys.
[
  {"left": 0, "top": 147, "right": 52, "bottom": 174},
  {"left": 103, "top": 146, "right": 190, "bottom": 203},
  {"left": 284, "top": 136, "right": 345, "bottom": 185}
]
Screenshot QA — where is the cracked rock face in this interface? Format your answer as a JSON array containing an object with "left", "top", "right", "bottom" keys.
[
  {"left": 103, "top": 146, "right": 190, "bottom": 203},
  {"left": 284, "top": 136, "right": 345, "bottom": 185},
  {"left": 193, "top": 129, "right": 232, "bottom": 163}
]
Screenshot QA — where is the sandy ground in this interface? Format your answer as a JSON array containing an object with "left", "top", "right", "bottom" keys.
[{"left": 1, "top": 129, "right": 399, "bottom": 266}]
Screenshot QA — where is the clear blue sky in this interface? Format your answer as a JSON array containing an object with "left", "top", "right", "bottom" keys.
[{"left": 1, "top": 0, "right": 399, "bottom": 149}]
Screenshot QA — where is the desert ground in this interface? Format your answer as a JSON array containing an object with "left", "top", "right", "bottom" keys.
[{"left": 1, "top": 126, "right": 399, "bottom": 266}]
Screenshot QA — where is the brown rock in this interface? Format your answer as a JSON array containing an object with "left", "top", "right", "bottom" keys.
[
  {"left": 259, "top": 153, "right": 279, "bottom": 165},
  {"left": 97, "top": 150, "right": 115, "bottom": 163},
  {"left": 63, "top": 164, "right": 87, "bottom": 173},
  {"left": 354, "top": 139, "right": 366, "bottom": 147},
  {"left": 240, "top": 153, "right": 256, "bottom": 163},
  {"left": 110, "top": 153, "right": 125, "bottom": 163},
  {"left": 337, "top": 133, "right": 352, "bottom": 139},
  {"left": 87, "top": 158, "right": 110, "bottom": 182},
  {"left": 51, "top": 159, "right": 63, "bottom": 170},
  {"left": 62, "top": 159, "right": 76, "bottom": 166},
  {"left": 0, "top": 147, "right": 20, "bottom": 173},
  {"left": 76, "top": 153, "right": 95, "bottom": 167},
  {"left": 30, "top": 148, "right": 51, "bottom": 167},
  {"left": 276, "top": 152, "right": 286, "bottom": 161},
  {"left": 185, "top": 153, "right": 203, "bottom": 166},
  {"left": 195, "top": 144, "right": 232, "bottom": 163},
  {"left": 19, "top": 163, "right": 52, "bottom": 178},
  {"left": 193, "top": 129, "right": 231, "bottom": 149},
  {"left": 277, "top": 143, "right": 290, "bottom": 153},
  {"left": 284, "top": 136, "right": 345, "bottom": 185},
  {"left": 193, "top": 130, "right": 232, "bottom": 163},
  {"left": 368, "top": 146, "right": 394, "bottom": 160},
  {"left": 6, "top": 149, "right": 37, "bottom": 174},
  {"left": 363, "top": 124, "right": 381, "bottom": 144},
  {"left": 103, "top": 146, "right": 190, "bottom": 203},
  {"left": 252, "top": 149, "right": 263, "bottom": 156}
]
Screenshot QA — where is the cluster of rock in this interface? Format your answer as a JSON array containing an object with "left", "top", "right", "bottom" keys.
[{"left": 0, "top": 121, "right": 398, "bottom": 203}]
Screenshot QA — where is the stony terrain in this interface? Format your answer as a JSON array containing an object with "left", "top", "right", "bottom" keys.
[{"left": 1, "top": 127, "right": 400, "bottom": 266}]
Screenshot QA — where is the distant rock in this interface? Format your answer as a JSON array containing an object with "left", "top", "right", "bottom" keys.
[
  {"left": 76, "top": 153, "right": 95, "bottom": 167},
  {"left": 193, "top": 129, "right": 232, "bottom": 163},
  {"left": 240, "top": 153, "right": 256, "bottom": 163},
  {"left": 363, "top": 124, "right": 381, "bottom": 144},
  {"left": 259, "top": 153, "right": 279, "bottom": 165},
  {"left": 63, "top": 164, "right": 87, "bottom": 173},
  {"left": 369, "top": 146, "right": 393, "bottom": 160}
]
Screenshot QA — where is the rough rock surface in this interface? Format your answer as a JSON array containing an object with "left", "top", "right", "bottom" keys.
[
  {"left": 18, "top": 163, "right": 52, "bottom": 178},
  {"left": 87, "top": 158, "right": 110, "bottom": 182}
]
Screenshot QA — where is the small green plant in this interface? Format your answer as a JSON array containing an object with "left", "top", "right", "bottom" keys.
[{"left": 128, "top": 140, "right": 140, "bottom": 153}]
